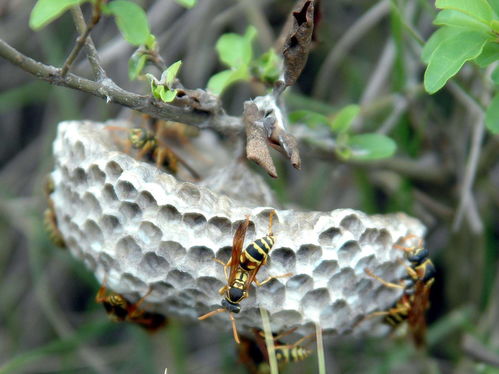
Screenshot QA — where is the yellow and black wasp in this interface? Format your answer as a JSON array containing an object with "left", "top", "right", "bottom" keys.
[
  {"left": 239, "top": 328, "right": 313, "bottom": 374},
  {"left": 107, "top": 124, "right": 200, "bottom": 180},
  {"left": 95, "top": 280, "right": 168, "bottom": 332},
  {"left": 364, "top": 234, "right": 435, "bottom": 347},
  {"left": 198, "top": 211, "right": 291, "bottom": 344},
  {"left": 43, "top": 176, "right": 66, "bottom": 248}
]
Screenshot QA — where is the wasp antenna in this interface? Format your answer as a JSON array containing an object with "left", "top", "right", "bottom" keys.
[
  {"left": 229, "top": 312, "right": 241, "bottom": 344},
  {"left": 198, "top": 308, "right": 226, "bottom": 321},
  {"left": 105, "top": 125, "right": 127, "bottom": 132}
]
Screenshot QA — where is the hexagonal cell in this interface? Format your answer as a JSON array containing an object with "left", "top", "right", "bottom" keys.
[
  {"left": 166, "top": 269, "right": 195, "bottom": 289},
  {"left": 136, "top": 191, "right": 158, "bottom": 210},
  {"left": 269, "top": 247, "right": 296, "bottom": 274},
  {"left": 138, "top": 252, "right": 170, "bottom": 279},
  {"left": 72, "top": 167, "right": 88, "bottom": 187},
  {"left": 105, "top": 160, "right": 124, "bottom": 182},
  {"left": 328, "top": 268, "right": 356, "bottom": 292},
  {"left": 100, "top": 214, "right": 121, "bottom": 236},
  {"left": 296, "top": 244, "right": 323, "bottom": 267},
  {"left": 137, "top": 221, "right": 162, "bottom": 246},
  {"left": 88, "top": 164, "right": 106, "bottom": 186},
  {"left": 157, "top": 204, "right": 182, "bottom": 225},
  {"left": 302, "top": 288, "right": 331, "bottom": 317},
  {"left": 115, "top": 180, "right": 138, "bottom": 201},
  {"left": 73, "top": 140, "right": 86, "bottom": 162},
  {"left": 337, "top": 240, "right": 361, "bottom": 265},
  {"left": 206, "top": 216, "right": 232, "bottom": 242},
  {"left": 318, "top": 227, "right": 342, "bottom": 246},
  {"left": 340, "top": 214, "right": 365, "bottom": 239},
  {"left": 82, "top": 192, "right": 102, "bottom": 216},
  {"left": 286, "top": 274, "right": 314, "bottom": 295},
  {"left": 118, "top": 202, "right": 142, "bottom": 221},
  {"left": 183, "top": 212, "right": 207, "bottom": 232},
  {"left": 313, "top": 260, "right": 339, "bottom": 281},
  {"left": 83, "top": 219, "right": 104, "bottom": 248},
  {"left": 157, "top": 240, "right": 186, "bottom": 264},
  {"left": 115, "top": 236, "right": 142, "bottom": 265},
  {"left": 177, "top": 183, "right": 201, "bottom": 205},
  {"left": 102, "top": 184, "right": 118, "bottom": 204}
]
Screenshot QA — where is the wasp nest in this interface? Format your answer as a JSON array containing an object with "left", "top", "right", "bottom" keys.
[{"left": 49, "top": 120, "right": 425, "bottom": 337}]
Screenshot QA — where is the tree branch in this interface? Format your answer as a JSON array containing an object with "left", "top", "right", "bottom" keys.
[
  {"left": 0, "top": 37, "right": 242, "bottom": 134},
  {"left": 64, "top": 5, "right": 106, "bottom": 80}
]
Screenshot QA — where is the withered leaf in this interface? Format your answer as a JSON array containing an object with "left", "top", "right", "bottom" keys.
[
  {"left": 244, "top": 101, "right": 278, "bottom": 178},
  {"left": 280, "top": 0, "right": 318, "bottom": 87}
]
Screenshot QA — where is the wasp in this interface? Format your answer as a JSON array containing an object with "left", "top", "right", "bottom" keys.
[
  {"left": 198, "top": 211, "right": 291, "bottom": 344},
  {"left": 107, "top": 125, "right": 200, "bottom": 180},
  {"left": 95, "top": 280, "right": 167, "bottom": 332},
  {"left": 364, "top": 234, "right": 435, "bottom": 347},
  {"left": 239, "top": 328, "right": 313, "bottom": 373},
  {"left": 43, "top": 176, "right": 66, "bottom": 248}
]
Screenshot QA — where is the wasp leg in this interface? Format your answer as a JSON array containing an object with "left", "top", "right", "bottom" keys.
[
  {"left": 254, "top": 272, "right": 292, "bottom": 287},
  {"left": 277, "top": 332, "right": 315, "bottom": 350},
  {"left": 364, "top": 268, "right": 404, "bottom": 289},
  {"left": 229, "top": 312, "right": 241, "bottom": 344},
  {"left": 212, "top": 257, "right": 230, "bottom": 281},
  {"left": 95, "top": 284, "right": 108, "bottom": 303},
  {"left": 394, "top": 234, "right": 423, "bottom": 252}
]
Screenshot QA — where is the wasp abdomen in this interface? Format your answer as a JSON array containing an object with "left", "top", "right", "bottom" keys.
[{"left": 240, "top": 235, "right": 275, "bottom": 271}]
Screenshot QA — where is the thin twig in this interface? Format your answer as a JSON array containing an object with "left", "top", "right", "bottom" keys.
[
  {"left": 462, "top": 334, "right": 499, "bottom": 367},
  {"left": 0, "top": 38, "right": 242, "bottom": 134},
  {"left": 313, "top": 0, "right": 390, "bottom": 100},
  {"left": 61, "top": 4, "right": 103, "bottom": 78}
]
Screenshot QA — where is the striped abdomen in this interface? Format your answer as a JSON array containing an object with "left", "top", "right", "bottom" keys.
[
  {"left": 384, "top": 295, "right": 411, "bottom": 327},
  {"left": 240, "top": 235, "right": 275, "bottom": 271},
  {"left": 275, "top": 345, "right": 311, "bottom": 364}
]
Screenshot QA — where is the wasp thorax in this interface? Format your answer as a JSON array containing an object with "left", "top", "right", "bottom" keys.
[
  {"left": 129, "top": 128, "right": 156, "bottom": 149},
  {"left": 227, "top": 287, "right": 245, "bottom": 304}
]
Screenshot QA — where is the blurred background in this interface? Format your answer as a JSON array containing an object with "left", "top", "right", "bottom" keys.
[{"left": 0, "top": 0, "right": 498, "bottom": 373}]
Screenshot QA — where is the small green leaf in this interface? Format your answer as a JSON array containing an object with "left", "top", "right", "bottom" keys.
[
  {"left": 329, "top": 104, "right": 360, "bottom": 134},
  {"left": 492, "top": 65, "right": 499, "bottom": 84},
  {"left": 434, "top": 9, "right": 491, "bottom": 33},
  {"left": 154, "top": 84, "right": 165, "bottom": 100},
  {"left": 145, "top": 34, "right": 157, "bottom": 50},
  {"left": 422, "top": 27, "right": 463, "bottom": 64},
  {"left": 473, "top": 41, "right": 499, "bottom": 67},
  {"left": 485, "top": 93, "right": 499, "bottom": 133},
  {"left": 161, "top": 61, "right": 182, "bottom": 88},
  {"left": 30, "top": 0, "right": 87, "bottom": 29},
  {"left": 424, "top": 30, "right": 491, "bottom": 93},
  {"left": 207, "top": 67, "right": 249, "bottom": 95},
  {"left": 347, "top": 134, "right": 397, "bottom": 160},
  {"left": 491, "top": 20, "right": 499, "bottom": 33},
  {"left": 160, "top": 89, "right": 178, "bottom": 103},
  {"left": 216, "top": 26, "right": 257, "bottom": 68},
  {"left": 174, "top": 0, "right": 197, "bottom": 8},
  {"left": 435, "top": 0, "right": 494, "bottom": 24},
  {"left": 106, "top": 0, "right": 151, "bottom": 46},
  {"left": 128, "top": 51, "right": 147, "bottom": 80},
  {"left": 252, "top": 48, "right": 282, "bottom": 84},
  {"left": 288, "top": 110, "right": 329, "bottom": 128}
]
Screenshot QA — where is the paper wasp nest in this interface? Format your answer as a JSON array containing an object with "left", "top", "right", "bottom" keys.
[{"left": 49, "top": 121, "right": 425, "bottom": 337}]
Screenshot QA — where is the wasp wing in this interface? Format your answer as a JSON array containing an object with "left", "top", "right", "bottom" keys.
[
  {"left": 408, "top": 280, "right": 432, "bottom": 348},
  {"left": 228, "top": 216, "right": 250, "bottom": 284}
]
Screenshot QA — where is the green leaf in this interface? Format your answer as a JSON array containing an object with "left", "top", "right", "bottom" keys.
[
  {"left": 106, "top": 0, "right": 151, "bottom": 46},
  {"left": 153, "top": 84, "right": 165, "bottom": 100},
  {"left": 492, "top": 65, "right": 499, "bottom": 84},
  {"left": 491, "top": 20, "right": 499, "bottom": 33},
  {"left": 128, "top": 51, "right": 147, "bottom": 80},
  {"left": 30, "top": 0, "right": 87, "bottom": 29},
  {"left": 434, "top": 9, "right": 492, "bottom": 33},
  {"left": 347, "top": 134, "right": 397, "bottom": 160},
  {"left": 174, "top": 0, "right": 197, "bottom": 8},
  {"left": 490, "top": 0, "right": 499, "bottom": 17},
  {"left": 422, "top": 27, "right": 463, "bottom": 64},
  {"left": 435, "top": 0, "right": 494, "bottom": 24},
  {"left": 288, "top": 110, "right": 329, "bottom": 128},
  {"left": 160, "top": 89, "right": 178, "bottom": 103},
  {"left": 207, "top": 67, "right": 249, "bottom": 95},
  {"left": 329, "top": 104, "right": 360, "bottom": 134},
  {"left": 485, "top": 93, "right": 499, "bottom": 133},
  {"left": 215, "top": 26, "right": 257, "bottom": 68},
  {"left": 252, "top": 48, "right": 282, "bottom": 84},
  {"left": 145, "top": 34, "right": 157, "bottom": 50},
  {"left": 162, "top": 60, "right": 182, "bottom": 87},
  {"left": 473, "top": 41, "right": 499, "bottom": 67},
  {"left": 424, "top": 30, "right": 491, "bottom": 94}
]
